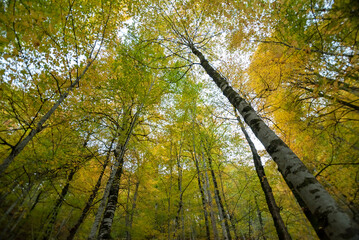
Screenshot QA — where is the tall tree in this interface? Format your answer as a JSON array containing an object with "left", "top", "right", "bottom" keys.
[{"left": 235, "top": 110, "right": 292, "bottom": 240}]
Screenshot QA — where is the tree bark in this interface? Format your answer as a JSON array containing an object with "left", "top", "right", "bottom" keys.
[
  {"left": 125, "top": 180, "right": 139, "bottom": 240},
  {"left": 218, "top": 169, "right": 239, "bottom": 240},
  {"left": 192, "top": 151, "right": 211, "bottom": 240},
  {"left": 174, "top": 153, "right": 185, "bottom": 240},
  {"left": 168, "top": 157, "right": 173, "bottom": 240},
  {"left": 255, "top": 196, "right": 266, "bottom": 240},
  {"left": 41, "top": 168, "right": 77, "bottom": 240},
  {"left": 67, "top": 142, "right": 113, "bottom": 240},
  {"left": 97, "top": 154, "right": 125, "bottom": 240},
  {"left": 206, "top": 153, "right": 232, "bottom": 240},
  {"left": 125, "top": 176, "right": 132, "bottom": 240},
  {"left": 190, "top": 45, "right": 359, "bottom": 240},
  {"left": 236, "top": 113, "right": 292, "bottom": 240},
  {"left": 202, "top": 152, "right": 220, "bottom": 240}
]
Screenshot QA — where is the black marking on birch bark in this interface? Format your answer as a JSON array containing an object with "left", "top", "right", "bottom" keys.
[
  {"left": 297, "top": 177, "right": 317, "bottom": 190},
  {"left": 267, "top": 139, "right": 285, "bottom": 155},
  {"left": 284, "top": 165, "right": 293, "bottom": 178},
  {"left": 292, "top": 165, "right": 307, "bottom": 175},
  {"left": 249, "top": 119, "right": 261, "bottom": 134},
  {"left": 315, "top": 195, "right": 321, "bottom": 199},
  {"left": 244, "top": 113, "right": 251, "bottom": 121},
  {"left": 225, "top": 88, "right": 236, "bottom": 102},
  {"left": 339, "top": 227, "right": 359, "bottom": 239},
  {"left": 234, "top": 96, "right": 242, "bottom": 106},
  {"left": 314, "top": 208, "right": 331, "bottom": 230},
  {"left": 242, "top": 106, "right": 252, "bottom": 113},
  {"left": 310, "top": 189, "right": 320, "bottom": 194}
]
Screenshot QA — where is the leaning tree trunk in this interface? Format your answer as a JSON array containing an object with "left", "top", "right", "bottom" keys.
[
  {"left": 97, "top": 154, "right": 125, "bottom": 240},
  {"left": 125, "top": 180, "right": 139, "bottom": 240},
  {"left": 190, "top": 45, "right": 359, "bottom": 240},
  {"left": 174, "top": 153, "right": 185, "bottom": 240},
  {"left": 67, "top": 141, "right": 114, "bottom": 240},
  {"left": 255, "top": 196, "right": 267, "bottom": 240},
  {"left": 236, "top": 112, "right": 291, "bottom": 240},
  {"left": 89, "top": 98, "right": 150, "bottom": 239},
  {"left": 206, "top": 153, "right": 232, "bottom": 240},
  {"left": 193, "top": 151, "right": 211, "bottom": 240},
  {"left": 124, "top": 176, "right": 132, "bottom": 240},
  {"left": 218, "top": 170, "right": 239, "bottom": 240},
  {"left": 191, "top": 115, "right": 211, "bottom": 240},
  {"left": 202, "top": 151, "right": 220, "bottom": 240},
  {"left": 41, "top": 168, "right": 77, "bottom": 240}
]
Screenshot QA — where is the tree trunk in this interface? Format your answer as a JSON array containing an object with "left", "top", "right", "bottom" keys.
[
  {"left": 97, "top": 154, "right": 125, "bottom": 240},
  {"left": 191, "top": 114, "right": 211, "bottom": 240},
  {"left": 190, "top": 46, "right": 359, "bottom": 240},
  {"left": 41, "top": 168, "right": 77, "bottom": 240},
  {"left": 168, "top": 158, "right": 173, "bottom": 240},
  {"left": 1, "top": 188, "right": 42, "bottom": 239},
  {"left": 174, "top": 153, "right": 184, "bottom": 240},
  {"left": 255, "top": 196, "right": 266, "bottom": 240},
  {"left": 125, "top": 180, "right": 139, "bottom": 240},
  {"left": 193, "top": 152, "right": 211, "bottom": 240},
  {"left": 67, "top": 142, "right": 113, "bottom": 240},
  {"left": 89, "top": 78, "right": 154, "bottom": 240},
  {"left": 206, "top": 153, "right": 232, "bottom": 240},
  {"left": 218, "top": 169, "right": 239, "bottom": 240},
  {"left": 247, "top": 201, "right": 252, "bottom": 239},
  {"left": 236, "top": 113, "right": 292, "bottom": 240},
  {"left": 125, "top": 176, "right": 132, "bottom": 240},
  {"left": 202, "top": 152, "right": 220, "bottom": 240}
]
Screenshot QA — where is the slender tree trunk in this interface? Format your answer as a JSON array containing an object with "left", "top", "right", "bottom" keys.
[
  {"left": 67, "top": 142, "right": 113, "bottom": 240},
  {"left": 206, "top": 153, "right": 232, "bottom": 240},
  {"left": 174, "top": 154, "right": 184, "bottom": 240},
  {"left": 41, "top": 168, "right": 77, "bottom": 240},
  {"left": 218, "top": 170, "right": 239, "bottom": 240},
  {"left": 168, "top": 159, "right": 173, "bottom": 240},
  {"left": 190, "top": 46, "right": 359, "bottom": 240},
  {"left": 97, "top": 154, "right": 125, "bottom": 240},
  {"left": 30, "top": 190, "right": 42, "bottom": 212},
  {"left": 1, "top": 197, "right": 24, "bottom": 238},
  {"left": 255, "top": 196, "right": 266, "bottom": 240},
  {"left": 236, "top": 113, "right": 291, "bottom": 240},
  {"left": 191, "top": 113, "right": 211, "bottom": 240},
  {"left": 8, "top": 209, "right": 26, "bottom": 239},
  {"left": 0, "top": 181, "right": 33, "bottom": 226},
  {"left": 193, "top": 152, "right": 211, "bottom": 240},
  {"left": 202, "top": 152, "right": 220, "bottom": 240},
  {"left": 125, "top": 176, "right": 132, "bottom": 240},
  {"left": 89, "top": 78, "right": 154, "bottom": 240},
  {"left": 54, "top": 209, "right": 73, "bottom": 240},
  {"left": 125, "top": 180, "right": 139, "bottom": 240},
  {"left": 89, "top": 164, "right": 117, "bottom": 240},
  {"left": 2, "top": 189, "right": 42, "bottom": 239},
  {"left": 0, "top": 196, "right": 20, "bottom": 223},
  {"left": 247, "top": 201, "right": 252, "bottom": 239}
]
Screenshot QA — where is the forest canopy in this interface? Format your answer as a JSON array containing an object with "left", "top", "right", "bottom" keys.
[{"left": 0, "top": 0, "right": 358, "bottom": 239}]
